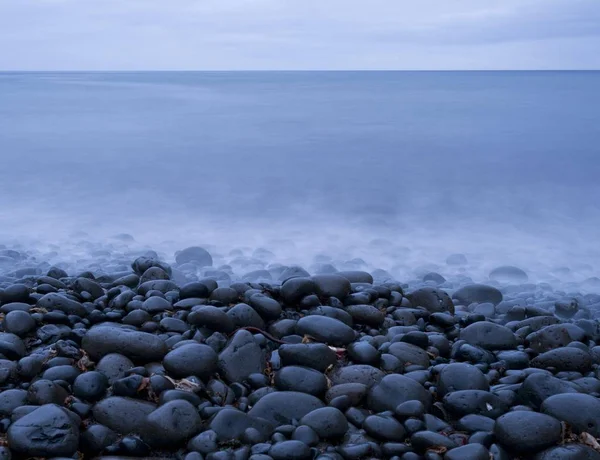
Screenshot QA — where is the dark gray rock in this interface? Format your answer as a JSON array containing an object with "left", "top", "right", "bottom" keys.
[
  {"left": 411, "top": 430, "right": 457, "bottom": 453},
  {"left": 7, "top": 404, "right": 79, "bottom": 457},
  {"left": 444, "top": 390, "right": 509, "bottom": 419},
  {"left": 437, "top": 362, "right": 489, "bottom": 396},
  {"left": 0, "top": 389, "right": 27, "bottom": 416},
  {"left": 142, "top": 400, "right": 201, "bottom": 446},
  {"left": 368, "top": 374, "right": 432, "bottom": 412},
  {"left": 208, "top": 408, "right": 274, "bottom": 441},
  {"left": 0, "top": 332, "right": 27, "bottom": 359},
  {"left": 82, "top": 324, "right": 167, "bottom": 363},
  {"left": 337, "top": 271, "right": 373, "bottom": 284},
  {"left": 460, "top": 321, "right": 517, "bottom": 350},
  {"left": 96, "top": 353, "right": 135, "bottom": 384},
  {"left": 330, "top": 365, "right": 384, "bottom": 388},
  {"left": 312, "top": 274, "right": 352, "bottom": 299},
  {"left": 363, "top": 414, "right": 406, "bottom": 441},
  {"left": 445, "top": 444, "right": 490, "bottom": 460},
  {"left": 248, "top": 391, "right": 325, "bottom": 425},
  {"left": 2, "top": 310, "right": 36, "bottom": 337},
  {"left": 299, "top": 407, "right": 348, "bottom": 439},
  {"left": 163, "top": 343, "right": 218, "bottom": 379},
  {"left": 227, "top": 303, "right": 266, "bottom": 329},
  {"left": 541, "top": 393, "right": 600, "bottom": 437},
  {"left": 494, "top": 411, "right": 561, "bottom": 454},
  {"left": 27, "top": 379, "right": 69, "bottom": 405},
  {"left": 218, "top": 330, "right": 265, "bottom": 383},
  {"left": 345, "top": 304, "right": 385, "bottom": 327},
  {"left": 72, "top": 371, "right": 109, "bottom": 402},
  {"left": 407, "top": 287, "right": 454, "bottom": 314},
  {"left": 347, "top": 342, "right": 380, "bottom": 365},
  {"left": 139, "top": 266, "right": 170, "bottom": 284},
  {"left": 141, "top": 296, "right": 173, "bottom": 313},
  {"left": 80, "top": 424, "right": 119, "bottom": 455},
  {"left": 531, "top": 347, "right": 592, "bottom": 373},
  {"left": 138, "top": 280, "right": 179, "bottom": 296},
  {"left": 388, "top": 342, "right": 430, "bottom": 368},
  {"left": 278, "top": 343, "right": 337, "bottom": 372},
  {"left": 326, "top": 383, "right": 368, "bottom": 406},
  {"left": 269, "top": 440, "right": 312, "bottom": 460},
  {"left": 533, "top": 444, "right": 600, "bottom": 460},
  {"left": 209, "top": 287, "right": 239, "bottom": 304},
  {"left": 274, "top": 366, "right": 327, "bottom": 396},
  {"left": 517, "top": 372, "right": 580, "bottom": 409},
  {"left": 93, "top": 397, "right": 156, "bottom": 435},
  {"left": 1, "top": 284, "right": 30, "bottom": 303},
  {"left": 527, "top": 324, "right": 587, "bottom": 353},
  {"left": 296, "top": 315, "right": 355, "bottom": 346},
  {"left": 248, "top": 293, "right": 282, "bottom": 320},
  {"left": 453, "top": 284, "right": 503, "bottom": 306},
  {"left": 187, "top": 306, "right": 235, "bottom": 333}
]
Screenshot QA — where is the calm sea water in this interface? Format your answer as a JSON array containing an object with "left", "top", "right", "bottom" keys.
[{"left": 1, "top": 71, "right": 599, "bottom": 277}]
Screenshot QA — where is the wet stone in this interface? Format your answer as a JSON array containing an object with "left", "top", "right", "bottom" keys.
[
  {"left": 541, "top": 393, "right": 600, "bottom": 437},
  {"left": 278, "top": 343, "right": 337, "bottom": 372},
  {"left": 274, "top": 365, "right": 328, "bottom": 396},
  {"left": 248, "top": 391, "right": 325, "bottom": 426},
  {"left": 142, "top": 400, "right": 202, "bottom": 447},
  {"left": 218, "top": 330, "right": 265, "bottom": 383},
  {"left": 437, "top": 362, "right": 489, "bottom": 397},
  {"left": 163, "top": 343, "right": 218, "bottom": 380},
  {"left": 295, "top": 315, "right": 355, "bottom": 346},
  {"left": 368, "top": 374, "right": 432, "bottom": 412},
  {"left": 93, "top": 397, "right": 156, "bottom": 435},
  {"left": 494, "top": 411, "right": 562, "bottom": 454},
  {"left": 7, "top": 404, "right": 79, "bottom": 457},
  {"left": 82, "top": 324, "right": 167, "bottom": 363},
  {"left": 460, "top": 322, "right": 517, "bottom": 350}
]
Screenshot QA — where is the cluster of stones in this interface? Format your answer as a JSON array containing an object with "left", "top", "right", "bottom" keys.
[{"left": 0, "top": 245, "right": 600, "bottom": 460}]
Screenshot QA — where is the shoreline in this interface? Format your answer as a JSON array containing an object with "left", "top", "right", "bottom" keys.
[{"left": 1, "top": 245, "right": 600, "bottom": 458}]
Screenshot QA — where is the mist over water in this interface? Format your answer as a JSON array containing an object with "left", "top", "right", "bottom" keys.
[{"left": 1, "top": 71, "right": 599, "bottom": 288}]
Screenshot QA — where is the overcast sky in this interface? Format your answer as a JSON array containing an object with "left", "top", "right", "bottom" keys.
[{"left": 1, "top": 0, "right": 599, "bottom": 70}]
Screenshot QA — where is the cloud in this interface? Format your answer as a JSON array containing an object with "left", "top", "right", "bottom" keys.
[{"left": 0, "top": 0, "right": 598, "bottom": 69}]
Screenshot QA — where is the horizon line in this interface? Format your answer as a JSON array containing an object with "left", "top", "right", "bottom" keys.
[{"left": 1, "top": 69, "right": 599, "bottom": 73}]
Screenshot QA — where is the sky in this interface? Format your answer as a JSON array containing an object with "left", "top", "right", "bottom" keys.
[{"left": 0, "top": 0, "right": 599, "bottom": 70}]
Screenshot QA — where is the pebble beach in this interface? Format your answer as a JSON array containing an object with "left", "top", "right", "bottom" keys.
[{"left": 1, "top": 239, "right": 600, "bottom": 460}]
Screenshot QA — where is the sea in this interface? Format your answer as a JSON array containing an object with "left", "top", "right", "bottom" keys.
[{"left": 0, "top": 71, "right": 599, "bottom": 284}]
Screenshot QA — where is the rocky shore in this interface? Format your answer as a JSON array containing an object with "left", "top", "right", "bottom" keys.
[{"left": 1, "top": 242, "right": 600, "bottom": 459}]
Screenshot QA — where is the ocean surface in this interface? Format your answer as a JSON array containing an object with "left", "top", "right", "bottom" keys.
[{"left": 1, "top": 71, "right": 599, "bottom": 283}]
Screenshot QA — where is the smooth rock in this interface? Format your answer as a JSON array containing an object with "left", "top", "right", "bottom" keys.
[
  {"left": 494, "top": 411, "right": 562, "bottom": 454},
  {"left": 460, "top": 322, "right": 517, "bottom": 350},
  {"left": 541, "top": 393, "right": 600, "bottom": 437},
  {"left": 7, "top": 404, "right": 79, "bottom": 457},
  {"left": 82, "top": 325, "right": 167, "bottom": 363},
  {"left": 248, "top": 391, "right": 325, "bottom": 425},
  {"left": 163, "top": 343, "right": 218, "bottom": 380},
  {"left": 296, "top": 315, "right": 355, "bottom": 346},
  {"left": 93, "top": 397, "right": 156, "bottom": 435},
  {"left": 299, "top": 407, "right": 348, "bottom": 439},
  {"left": 453, "top": 284, "right": 503, "bottom": 306},
  {"left": 368, "top": 374, "right": 432, "bottom": 412},
  {"left": 218, "top": 330, "right": 265, "bottom": 383}
]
